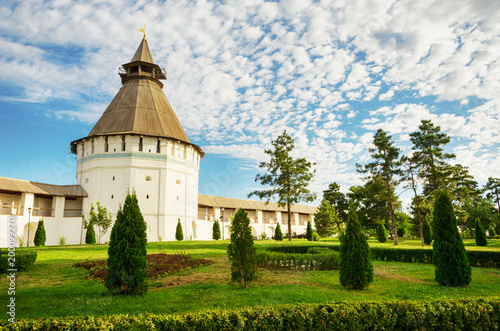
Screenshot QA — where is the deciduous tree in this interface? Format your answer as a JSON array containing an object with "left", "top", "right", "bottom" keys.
[
  {"left": 249, "top": 130, "right": 316, "bottom": 241},
  {"left": 82, "top": 202, "right": 112, "bottom": 244}
]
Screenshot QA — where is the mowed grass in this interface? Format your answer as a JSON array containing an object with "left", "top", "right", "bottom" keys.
[{"left": 2, "top": 238, "right": 500, "bottom": 320}]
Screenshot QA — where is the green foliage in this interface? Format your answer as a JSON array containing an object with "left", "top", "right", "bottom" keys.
[
  {"left": 475, "top": 218, "right": 488, "bottom": 246},
  {"left": 306, "top": 220, "right": 313, "bottom": 241},
  {"left": 256, "top": 251, "right": 340, "bottom": 271},
  {"left": 357, "top": 129, "right": 402, "bottom": 245},
  {"left": 409, "top": 119, "right": 455, "bottom": 197},
  {"left": 2, "top": 298, "right": 500, "bottom": 331},
  {"left": 432, "top": 191, "right": 471, "bottom": 287},
  {"left": 85, "top": 221, "right": 96, "bottom": 244},
  {"left": 82, "top": 202, "right": 112, "bottom": 244},
  {"left": 260, "top": 232, "right": 267, "bottom": 240},
  {"left": 422, "top": 215, "right": 433, "bottom": 245},
  {"left": 313, "top": 232, "right": 320, "bottom": 241},
  {"left": 249, "top": 130, "right": 316, "bottom": 241},
  {"left": 58, "top": 235, "right": 66, "bottom": 246},
  {"left": 33, "top": 219, "right": 46, "bottom": 246},
  {"left": 175, "top": 219, "right": 183, "bottom": 241},
  {"left": 274, "top": 223, "right": 284, "bottom": 241},
  {"left": 488, "top": 226, "right": 497, "bottom": 237},
  {"left": 212, "top": 219, "right": 221, "bottom": 240},
  {"left": 0, "top": 251, "right": 37, "bottom": 273},
  {"left": 339, "top": 201, "right": 373, "bottom": 290},
  {"left": 313, "top": 199, "right": 338, "bottom": 237},
  {"left": 376, "top": 222, "right": 387, "bottom": 243},
  {"left": 323, "top": 181, "right": 349, "bottom": 229},
  {"left": 227, "top": 208, "right": 258, "bottom": 288},
  {"left": 106, "top": 191, "right": 148, "bottom": 295}
]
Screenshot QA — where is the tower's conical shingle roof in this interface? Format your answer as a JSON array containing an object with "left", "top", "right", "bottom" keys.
[{"left": 84, "top": 38, "right": 191, "bottom": 144}]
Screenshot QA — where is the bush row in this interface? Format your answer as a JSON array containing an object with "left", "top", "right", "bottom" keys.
[
  {"left": 0, "top": 251, "right": 37, "bottom": 274},
  {"left": 266, "top": 245, "right": 500, "bottom": 268},
  {"left": 256, "top": 251, "right": 340, "bottom": 271},
  {"left": 2, "top": 298, "right": 499, "bottom": 330}
]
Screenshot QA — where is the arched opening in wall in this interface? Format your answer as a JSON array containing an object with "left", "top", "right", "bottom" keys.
[
  {"left": 112, "top": 176, "right": 115, "bottom": 181},
  {"left": 146, "top": 195, "right": 149, "bottom": 199},
  {"left": 122, "top": 136, "right": 126, "bottom": 151},
  {"left": 105, "top": 136, "right": 109, "bottom": 152},
  {"left": 139, "top": 136, "right": 143, "bottom": 152},
  {"left": 91, "top": 139, "right": 94, "bottom": 154},
  {"left": 111, "top": 195, "right": 114, "bottom": 199},
  {"left": 192, "top": 220, "right": 197, "bottom": 239},
  {"left": 84, "top": 178, "right": 89, "bottom": 184},
  {"left": 145, "top": 176, "right": 152, "bottom": 181},
  {"left": 176, "top": 180, "right": 181, "bottom": 185},
  {"left": 251, "top": 227, "right": 257, "bottom": 239},
  {"left": 156, "top": 138, "right": 161, "bottom": 153}
]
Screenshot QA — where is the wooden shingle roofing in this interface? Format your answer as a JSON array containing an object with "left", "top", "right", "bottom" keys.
[
  {"left": 0, "top": 177, "right": 87, "bottom": 197},
  {"left": 198, "top": 194, "right": 317, "bottom": 214}
]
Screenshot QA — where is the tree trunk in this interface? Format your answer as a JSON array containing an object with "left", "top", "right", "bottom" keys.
[
  {"left": 386, "top": 180, "right": 398, "bottom": 245},
  {"left": 411, "top": 174, "right": 425, "bottom": 247},
  {"left": 287, "top": 202, "right": 292, "bottom": 241}
]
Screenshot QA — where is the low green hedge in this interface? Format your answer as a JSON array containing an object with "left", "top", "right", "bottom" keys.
[
  {"left": 0, "top": 251, "right": 37, "bottom": 273},
  {"left": 1, "top": 298, "right": 499, "bottom": 330},
  {"left": 256, "top": 251, "right": 340, "bottom": 271},
  {"left": 266, "top": 245, "right": 500, "bottom": 268}
]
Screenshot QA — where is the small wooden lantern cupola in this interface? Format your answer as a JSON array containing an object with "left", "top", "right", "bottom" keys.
[{"left": 119, "top": 37, "right": 167, "bottom": 87}]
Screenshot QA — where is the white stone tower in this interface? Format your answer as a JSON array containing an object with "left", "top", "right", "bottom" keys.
[{"left": 70, "top": 37, "right": 204, "bottom": 242}]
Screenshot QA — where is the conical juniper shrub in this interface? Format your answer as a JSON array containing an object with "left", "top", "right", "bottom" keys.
[
  {"left": 422, "top": 215, "right": 432, "bottom": 245},
  {"left": 274, "top": 223, "right": 284, "bottom": 241},
  {"left": 105, "top": 191, "right": 148, "bottom": 295},
  {"left": 33, "top": 219, "right": 46, "bottom": 246},
  {"left": 306, "top": 220, "right": 314, "bottom": 241},
  {"left": 376, "top": 222, "right": 387, "bottom": 243},
  {"left": 85, "top": 221, "right": 96, "bottom": 244},
  {"left": 227, "top": 208, "right": 258, "bottom": 288},
  {"left": 212, "top": 219, "right": 221, "bottom": 240},
  {"left": 432, "top": 191, "right": 471, "bottom": 287},
  {"left": 340, "top": 201, "right": 373, "bottom": 290},
  {"left": 475, "top": 218, "right": 487, "bottom": 246},
  {"left": 175, "top": 219, "right": 183, "bottom": 241}
]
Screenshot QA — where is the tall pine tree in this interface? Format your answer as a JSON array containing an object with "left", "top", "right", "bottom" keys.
[
  {"left": 475, "top": 218, "right": 487, "bottom": 246},
  {"left": 306, "top": 220, "right": 314, "bottom": 241},
  {"left": 175, "top": 219, "right": 184, "bottom": 241},
  {"left": 432, "top": 191, "right": 471, "bottom": 287},
  {"left": 274, "top": 223, "right": 284, "bottom": 241},
  {"left": 105, "top": 190, "right": 148, "bottom": 295},
  {"left": 85, "top": 221, "right": 96, "bottom": 244},
  {"left": 339, "top": 201, "right": 373, "bottom": 290},
  {"left": 313, "top": 198, "right": 338, "bottom": 237},
  {"left": 249, "top": 130, "right": 316, "bottom": 241},
  {"left": 357, "top": 129, "right": 401, "bottom": 245}
]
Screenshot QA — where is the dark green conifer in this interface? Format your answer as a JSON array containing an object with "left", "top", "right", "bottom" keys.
[
  {"left": 339, "top": 201, "right": 373, "bottom": 290},
  {"left": 175, "top": 219, "right": 183, "bottom": 241},
  {"left": 212, "top": 219, "right": 221, "bottom": 240},
  {"left": 33, "top": 219, "right": 46, "bottom": 246},
  {"left": 227, "top": 208, "right": 258, "bottom": 288},
  {"left": 475, "top": 218, "right": 487, "bottom": 246},
  {"left": 274, "top": 223, "right": 283, "bottom": 241},
  {"left": 422, "top": 215, "right": 432, "bottom": 245},
  {"left": 85, "top": 221, "right": 96, "bottom": 244},
  {"left": 376, "top": 222, "right": 388, "bottom": 243},
  {"left": 306, "top": 220, "right": 314, "bottom": 241},
  {"left": 105, "top": 191, "right": 147, "bottom": 295},
  {"left": 432, "top": 191, "right": 471, "bottom": 287}
]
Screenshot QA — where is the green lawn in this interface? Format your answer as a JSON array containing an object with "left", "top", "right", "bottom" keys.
[{"left": 2, "top": 238, "right": 500, "bottom": 320}]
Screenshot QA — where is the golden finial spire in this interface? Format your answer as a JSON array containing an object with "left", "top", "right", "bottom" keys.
[{"left": 138, "top": 24, "right": 146, "bottom": 38}]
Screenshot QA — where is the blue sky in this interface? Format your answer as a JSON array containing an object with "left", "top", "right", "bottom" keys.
[{"left": 0, "top": 0, "right": 499, "bottom": 209}]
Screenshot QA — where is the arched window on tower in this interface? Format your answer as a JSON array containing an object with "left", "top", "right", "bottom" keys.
[
  {"left": 139, "top": 136, "right": 143, "bottom": 152},
  {"left": 157, "top": 138, "right": 161, "bottom": 153},
  {"left": 105, "top": 136, "right": 109, "bottom": 152},
  {"left": 122, "top": 136, "right": 126, "bottom": 151}
]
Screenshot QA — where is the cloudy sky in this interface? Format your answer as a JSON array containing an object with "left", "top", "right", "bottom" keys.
[{"left": 0, "top": 0, "right": 499, "bottom": 208}]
